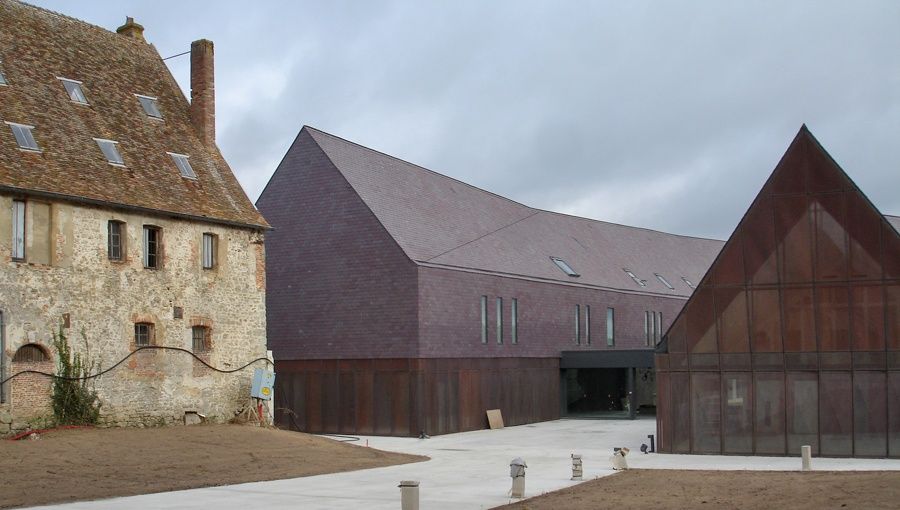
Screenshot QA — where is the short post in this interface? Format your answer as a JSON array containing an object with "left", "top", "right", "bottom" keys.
[
  {"left": 571, "top": 453, "right": 583, "bottom": 480},
  {"left": 647, "top": 434, "right": 655, "bottom": 453},
  {"left": 510, "top": 457, "right": 527, "bottom": 498},
  {"left": 399, "top": 480, "right": 420, "bottom": 510},
  {"left": 801, "top": 445, "right": 812, "bottom": 472}
]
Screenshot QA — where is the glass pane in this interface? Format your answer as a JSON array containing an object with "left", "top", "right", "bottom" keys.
[
  {"left": 713, "top": 239, "right": 744, "bottom": 285},
  {"left": 667, "top": 315, "right": 687, "bottom": 353},
  {"left": 496, "top": 297, "right": 503, "bottom": 344},
  {"left": 511, "top": 299, "right": 517, "bottom": 344},
  {"left": 889, "top": 372, "right": 900, "bottom": 457},
  {"left": 750, "top": 289, "right": 782, "bottom": 352},
  {"left": 480, "top": 296, "right": 487, "bottom": 344},
  {"left": 687, "top": 288, "right": 716, "bottom": 353},
  {"left": 854, "top": 371, "right": 887, "bottom": 456},
  {"left": 742, "top": 197, "right": 778, "bottom": 285},
  {"left": 12, "top": 200, "right": 25, "bottom": 259},
  {"left": 783, "top": 287, "right": 815, "bottom": 351},
  {"left": 722, "top": 372, "right": 753, "bottom": 454},
  {"left": 606, "top": 307, "right": 614, "bottom": 346},
  {"left": 786, "top": 372, "right": 818, "bottom": 455},
  {"left": 819, "top": 371, "right": 853, "bottom": 456},
  {"left": 716, "top": 287, "right": 749, "bottom": 353},
  {"left": 813, "top": 194, "right": 847, "bottom": 281},
  {"left": 138, "top": 96, "right": 162, "bottom": 118},
  {"left": 807, "top": 141, "right": 849, "bottom": 192},
  {"left": 63, "top": 80, "right": 87, "bottom": 103},
  {"left": 754, "top": 372, "right": 786, "bottom": 454},
  {"left": 887, "top": 285, "right": 900, "bottom": 351},
  {"left": 768, "top": 139, "right": 807, "bottom": 193},
  {"left": 691, "top": 373, "right": 721, "bottom": 453},
  {"left": 775, "top": 195, "right": 813, "bottom": 283},
  {"left": 816, "top": 286, "right": 849, "bottom": 351},
  {"left": 671, "top": 372, "right": 691, "bottom": 453},
  {"left": 574, "top": 304, "right": 580, "bottom": 344},
  {"left": 846, "top": 191, "right": 882, "bottom": 280},
  {"left": 851, "top": 285, "right": 884, "bottom": 351}
]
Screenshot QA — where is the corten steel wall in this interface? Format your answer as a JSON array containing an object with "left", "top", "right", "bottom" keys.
[
  {"left": 656, "top": 128, "right": 900, "bottom": 458},
  {"left": 274, "top": 358, "right": 559, "bottom": 436},
  {"left": 257, "top": 130, "right": 420, "bottom": 361}
]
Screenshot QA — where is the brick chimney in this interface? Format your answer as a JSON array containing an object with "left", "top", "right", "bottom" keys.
[
  {"left": 116, "top": 17, "right": 145, "bottom": 41},
  {"left": 190, "top": 39, "right": 215, "bottom": 147}
]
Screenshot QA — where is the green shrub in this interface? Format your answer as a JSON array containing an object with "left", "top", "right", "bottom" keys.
[{"left": 51, "top": 328, "right": 101, "bottom": 425}]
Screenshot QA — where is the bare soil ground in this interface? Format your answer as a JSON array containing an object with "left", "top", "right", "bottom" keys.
[
  {"left": 0, "top": 425, "right": 426, "bottom": 509},
  {"left": 495, "top": 469, "right": 900, "bottom": 510}
]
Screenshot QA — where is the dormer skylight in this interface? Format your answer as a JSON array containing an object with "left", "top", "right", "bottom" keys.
[
  {"left": 168, "top": 152, "right": 196, "bottom": 179},
  {"left": 623, "top": 269, "right": 647, "bottom": 287},
  {"left": 136, "top": 94, "right": 162, "bottom": 119},
  {"left": 59, "top": 77, "right": 87, "bottom": 104},
  {"left": 6, "top": 122, "right": 40, "bottom": 151},
  {"left": 681, "top": 277, "right": 695, "bottom": 289},
  {"left": 94, "top": 138, "right": 124, "bottom": 165},
  {"left": 550, "top": 257, "right": 580, "bottom": 277},
  {"left": 655, "top": 273, "right": 675, "bottom": 290}
]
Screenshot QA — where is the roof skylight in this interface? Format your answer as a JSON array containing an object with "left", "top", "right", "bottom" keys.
[
  {"left": 0, "top": 62, "right": 7, "bottom": 86},
  {"left": 623, "top": 269, "right": 647, "bottom": 287},
  {"left": 6, "top": 122, "right": 40, "bottom": 151},
  {"left": 550, "top": 257, "right": 580, "bottom": 277},
  {"left": 94, "top": 138, "right": 124, "bottom": 165},
  {"left": 168, "top": 152, "right": 196, "bottom": 179},
  {"left": 59, "top": 77, "right": 88, "bottom": 104},
  {"left": 136, "top": 94, "right": 162, "bottom": 119},
  {"left": 655, "top": 273, "right": 675, "bottom": 290},
  {"left": 681, "top": 277, "right": 695, "bottom": 289}
]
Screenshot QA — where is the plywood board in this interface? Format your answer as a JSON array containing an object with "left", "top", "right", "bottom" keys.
[{"left": 486, "top": 409, "right": 504, "bottom": 429}]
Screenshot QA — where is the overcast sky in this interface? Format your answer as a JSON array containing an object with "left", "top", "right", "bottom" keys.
[{"left": 32, "top": 0, "right": 900, "bottom": 239}]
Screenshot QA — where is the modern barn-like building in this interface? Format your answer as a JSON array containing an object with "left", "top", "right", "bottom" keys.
[
  {"left": 258, "top": 126, "right": 722, "bottom": 436},
  {"left": 656, "top": 126, "right": 900, "bottom": 457}
]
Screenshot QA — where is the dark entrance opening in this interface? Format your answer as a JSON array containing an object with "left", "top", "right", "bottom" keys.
[
  {"left": 559, "top": 350, "right": 656, "bottom": 419},
  {"left": 565, "top": 368, "right": 629, "bottom": 417}
]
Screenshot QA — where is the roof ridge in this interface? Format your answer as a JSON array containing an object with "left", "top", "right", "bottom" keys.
[
  {"left": 535, "top": 209, "right": 725, "bottom": 243},
  {"left": 303, "top": 125, "right": 533, "bottom": 211},
  {"left": 14, "top": 1, "right": 132, "bottom": 42}
]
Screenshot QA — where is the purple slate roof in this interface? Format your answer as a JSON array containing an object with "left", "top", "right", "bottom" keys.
[{"left": 306, "top": 127, "right": 723, "bottom": 297}]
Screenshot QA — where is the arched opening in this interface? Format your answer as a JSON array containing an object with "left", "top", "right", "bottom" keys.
[{"left": 12, "top": 343, "right": 50, "bottom": 363}]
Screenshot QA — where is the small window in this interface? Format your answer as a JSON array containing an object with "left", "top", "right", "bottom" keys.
[
  {"left": 6, "top": 122, "right": 39, "bottom": 151},
  {"left": 202, "top": 233, "right": 217, "bottom": 269},
  {"left": 480, "top": 296, "right": 488, "bottom": 344},
  {"left": 655, "top": 312, "right": 662, "bottom": 344},
  {"left": 12, "top": 199, "right": 25, "bottom": 260},
  {"left": 192, "top": 326, "right": 210, "bottom": 352},
  {"left": 59, "top": 78, "right": 88, "bottom": 104},
  {"left": 108, "top": 220, "right": 125, "bottom": 261},
  {"left": 135, "top": 94, "right": 162, "bottom": 119},
  {"left": 168, "top": 152, "right": 196, "bottom": 179},
  {"left": 681, "top": 277, "right": 695, "bottom": 289},
  {"left": 496, "top": 297, "right": 503, "bottom": 344},
  {"left": 655, "top": 273, "right": 675, "bottom": 290},
  {"left": 143, "top": 225, "right": 161, "bottom": 269},
  {"left": 585, "top": 305, "right": 591, "bottom": 345},
  {"left": 511, "top": 298, "right": 518, "bottom": 345},
  {"left": 94, "top": 138, "right": 124, "bottom": 166},
  {"left": 134, "top": 323, "right": 153, "bottom": 347},
  {"left": 13, "top": 344, "right": 48, "bottom": 363},
  {"left": 551, "top": 257, "right": 580, "bottom": 277},
  {"left": 606, "top": 307, "right": 615, "bottom": 347},
  {"left": 574, "top": 304, "right": 581, "bottom": 344},
  {"left": 623, "top": 269, "right": 646, "bottom": 287},
  {"left": 645, "top": 311, "right": 652, "bottom": 346}
]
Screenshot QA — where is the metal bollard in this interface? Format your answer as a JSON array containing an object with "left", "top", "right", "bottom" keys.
[
  {"left": 801, "top": 445, "right": 811, "bottom": 472},
  {"left": 399, "top": 480, "right": 420, "bottom": 510},
  {"left": 510, "top": 457, "right": 527, "bottom": 498},
  {"left": 571, "top": 453, "right": 583, "bottom": 480}
]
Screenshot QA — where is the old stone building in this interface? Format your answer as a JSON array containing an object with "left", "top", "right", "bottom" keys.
[{"left": 0, "top": 2, "right": 269, "bottom": 432}]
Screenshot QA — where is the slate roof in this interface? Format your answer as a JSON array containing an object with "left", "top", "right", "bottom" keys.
[
  {"left": 0, "top": 1, "right": 267, "bottom": 229},
  {"left": 304, "top": 126, "right": 724, "bottom": 297}
]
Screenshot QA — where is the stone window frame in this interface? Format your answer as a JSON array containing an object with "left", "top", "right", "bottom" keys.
[
  {"left": 191, "top": 325, "right": 211, "bottom": 353},
  {"left": 201, "top": 232, "right": 217, "bottom": 270},
  {"left": 134, "top": 322, "right": 154, "bottom": 347},
  {"left": 107, "top": 219, "right": 126, "bottom": 262},
  {"left": 142, "top": 224, "right": 162, "bottom": 269}
]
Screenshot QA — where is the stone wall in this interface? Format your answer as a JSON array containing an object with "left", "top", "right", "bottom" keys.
[{"left": 0, "top": 193, "right": 268, "bottom": 430}]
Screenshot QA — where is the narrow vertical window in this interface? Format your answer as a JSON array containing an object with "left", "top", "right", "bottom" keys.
[
  {"left": 645, "top": 311, "right": 651, "bottom": 346},
  {"left": 496, "top": 297, "right": 503, "bottom": 344},
  {"left": 134, "top": 323, "right": 153, "bottom": 347},
  {"left": 107, "top": 220, "right": 125, "bottom": 261},
  {"left": 606, "top": 307, "right": 615, "bottom": 346},
  {"left": 192, "top": 326, "right": 209, "bottom": 352},
  {"left": 655, "top": 312, "right": 663, "bottom": 344},
  {"left": 11, "top": 200, "right": 25, "bottom": 261},
  {"left": 585, "top": 305, "right": 592, "bottom": 345},
  {"left": 202, "top": 233, "right": 217, "bottom": 269},
  {"left": 480, "top": 296, "right": 488, "bottom": 344},
  {"left": 574, "top": 304, "right": 581, "bottom": 344},
  {"left": 143, "top": 226, "right": 161, "bottom": 269},
  {"left": 511, "top": 298, "right": 518, "bottom": 344}
]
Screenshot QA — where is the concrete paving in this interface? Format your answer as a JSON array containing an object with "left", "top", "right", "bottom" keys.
[{"left": 29, "top": 418, "right": 900, "bottom": 510}]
